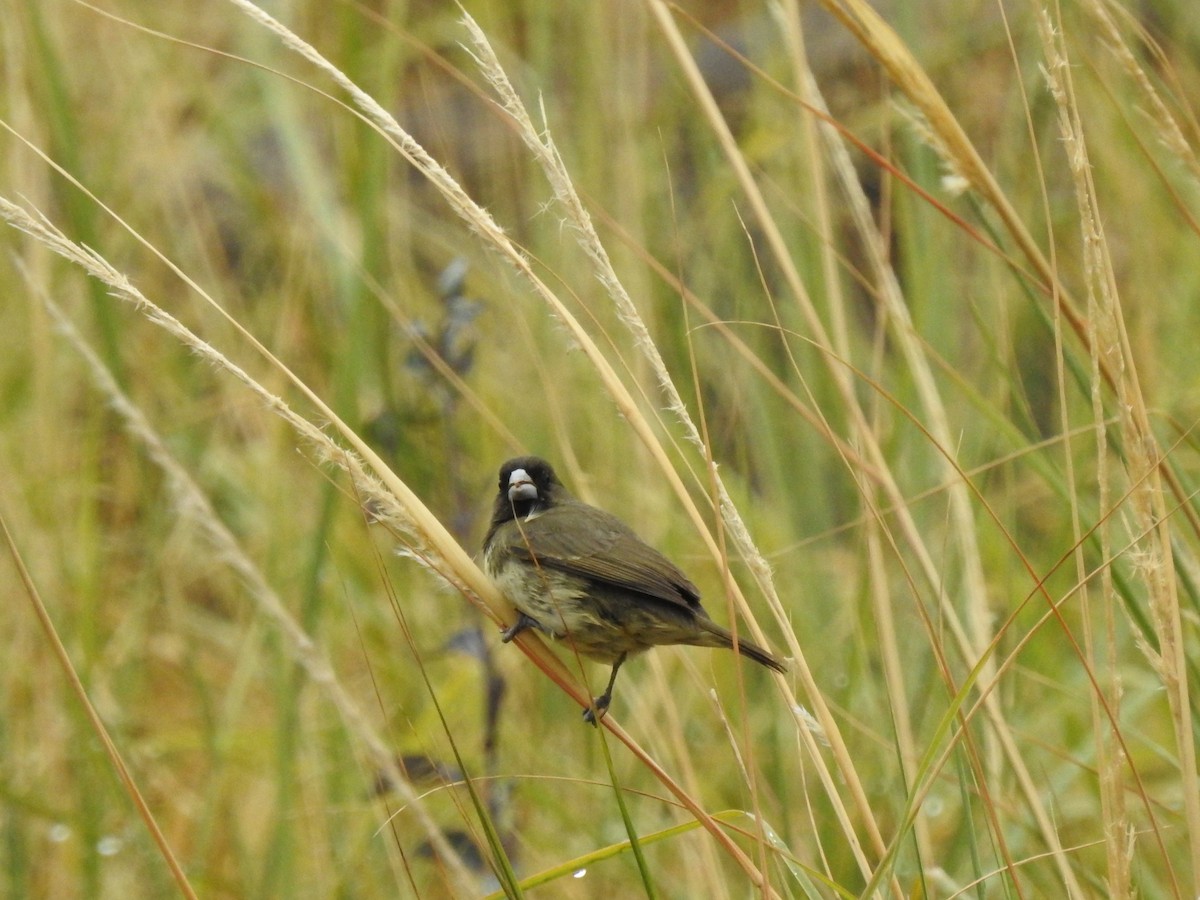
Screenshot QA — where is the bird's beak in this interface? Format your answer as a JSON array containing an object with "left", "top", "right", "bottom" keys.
[{"left": 507, "top": 468, "right": 538, "bottom": 503}]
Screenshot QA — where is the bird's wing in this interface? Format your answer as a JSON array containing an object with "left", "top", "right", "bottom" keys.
[{"left": 507, "top": 503, "right": 701, "bottom": 610}]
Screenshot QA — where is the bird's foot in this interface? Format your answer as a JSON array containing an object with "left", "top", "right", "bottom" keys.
[
  {"left": 500, "top": 612, "right": 538, "bottom": 643},
  {"left": 582, "top": 693, "right": 611, "bottom": 727}
]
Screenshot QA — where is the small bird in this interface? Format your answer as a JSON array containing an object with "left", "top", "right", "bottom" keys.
[{"left": 482, "top": 456, "right": 786, "bottom": 723}]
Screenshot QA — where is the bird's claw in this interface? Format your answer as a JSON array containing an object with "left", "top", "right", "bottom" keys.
[
  {"left": 501, "top": 613, "right": 537, "bottom": 643},
  {"left": 582, "top": 695, "right": 611, "bottom": 726}
]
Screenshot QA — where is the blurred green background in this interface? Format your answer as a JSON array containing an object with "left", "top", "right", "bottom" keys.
[{"left": 3, "top": 0, "right": 1200, "bottom": 896}]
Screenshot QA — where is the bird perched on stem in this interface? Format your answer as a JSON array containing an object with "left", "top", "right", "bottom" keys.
[{"left": 482, "top": 456, "right": 786, "bottom": 724}]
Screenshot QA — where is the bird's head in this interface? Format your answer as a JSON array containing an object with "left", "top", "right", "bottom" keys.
[{"left": 491, "top": 456, "right": 565, "bottom": 526}]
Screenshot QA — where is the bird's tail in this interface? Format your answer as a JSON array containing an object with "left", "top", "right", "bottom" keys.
[{"left": 696, "top": 621, "right": 787, "bottom": 674}]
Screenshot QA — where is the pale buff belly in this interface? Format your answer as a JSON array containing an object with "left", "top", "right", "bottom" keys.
[{"left": 485, "top": 553, "right": 707, "bottom": 665}]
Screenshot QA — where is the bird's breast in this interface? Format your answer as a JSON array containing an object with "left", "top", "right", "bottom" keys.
[{"left": 486, "top": 548, "right": 640, "bottom": 663}]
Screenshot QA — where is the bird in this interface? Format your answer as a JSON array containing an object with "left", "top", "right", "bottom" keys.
[{"left": 482, "top": 456, "right": 786, "bottom": 724}]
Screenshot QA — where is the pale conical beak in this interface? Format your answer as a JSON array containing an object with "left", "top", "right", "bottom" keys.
[{"left": 508, "top": 468, "right": 538, "bottom": 503}]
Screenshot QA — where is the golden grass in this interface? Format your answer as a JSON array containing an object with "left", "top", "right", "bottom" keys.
[{"left": 3, "top": 0, "right": 1199, "bottom": 896}]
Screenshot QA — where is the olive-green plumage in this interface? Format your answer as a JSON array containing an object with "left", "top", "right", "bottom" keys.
[{"left": 483, "top": 456, "right": 785, "bottom": 723}]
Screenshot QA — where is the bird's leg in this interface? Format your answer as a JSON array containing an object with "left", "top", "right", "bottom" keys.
[
  {"left": 500, "top": 612, "right": 539, "bottom": 643},
  {"left": 583, "top": 652, "right": 626, "bottom": 726}
]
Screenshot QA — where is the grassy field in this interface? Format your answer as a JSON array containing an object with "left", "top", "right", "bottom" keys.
[{"left": 3, "top": 0, "right": 1200, "bottom": 897}]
